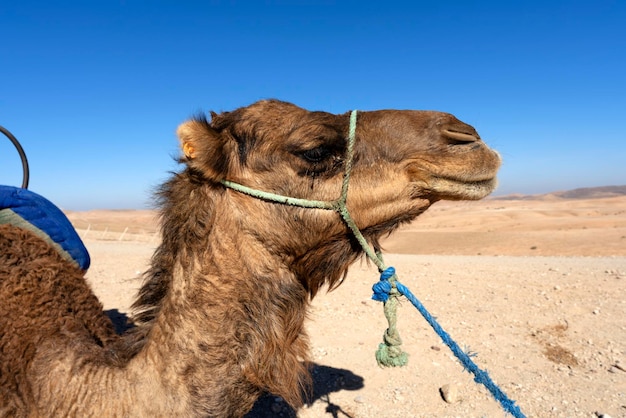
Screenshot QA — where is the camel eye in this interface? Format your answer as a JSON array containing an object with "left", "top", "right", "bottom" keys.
[{"left": 300, "top": 146, "right": 332, "bottom": 163}]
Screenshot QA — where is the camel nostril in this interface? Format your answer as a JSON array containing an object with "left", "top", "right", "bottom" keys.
[{"left": 442, "top": 129, "right": 479, "bottom": 144}]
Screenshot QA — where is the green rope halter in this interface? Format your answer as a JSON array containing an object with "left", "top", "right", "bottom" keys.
[{"left": 221, "top": 109, "right": 408, "bottom": 367}]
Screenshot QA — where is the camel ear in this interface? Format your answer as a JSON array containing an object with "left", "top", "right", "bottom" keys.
[{"left": 177, "top": 119, "right": 232, "bottom": 182}]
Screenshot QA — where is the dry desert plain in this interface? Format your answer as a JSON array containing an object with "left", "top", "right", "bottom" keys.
[{"left": 66, "top": 190, "right": 626, "bottom": 418}]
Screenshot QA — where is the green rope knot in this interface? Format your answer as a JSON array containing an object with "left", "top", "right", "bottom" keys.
[
  {"left": 372, "top": 266, "right": 409, "bottom": 367},
  {"left": 376, "top": 342, "right": 409, "bottom": 368},
  {"left": 375, "top": 306, "right": 409, "bottom": 367}
]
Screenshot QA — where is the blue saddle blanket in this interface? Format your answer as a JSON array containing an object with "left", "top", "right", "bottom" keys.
[{"left": 0, "top": 185, "right": 90, "bottom": 270}]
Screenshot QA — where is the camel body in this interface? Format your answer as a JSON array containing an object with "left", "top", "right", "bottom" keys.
[{"left": 0, "top": 100, "right": 501, "bottom": 417}]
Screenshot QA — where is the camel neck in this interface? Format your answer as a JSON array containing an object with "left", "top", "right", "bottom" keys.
[{"left": 129, "top": 217, "right": 311, "bottom": 414}]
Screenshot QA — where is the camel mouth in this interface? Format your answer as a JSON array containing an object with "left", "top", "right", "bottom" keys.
[
  {"left": 408, "top": 147, "right": 501, "bottom": 201},
  {"left": 425, "top": 175, "right": 499, "bottom": 200},
  {"left": 408, "top": 160, "right": 501, "bottom": 201}
]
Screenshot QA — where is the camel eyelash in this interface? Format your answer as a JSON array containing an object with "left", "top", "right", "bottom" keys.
[{"left": 299, "top": 146, "right": 333, "bottom": 163}]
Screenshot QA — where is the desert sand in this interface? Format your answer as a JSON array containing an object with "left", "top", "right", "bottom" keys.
[{"left": 67, "top": 194, "right": 626, "bottom": 418}]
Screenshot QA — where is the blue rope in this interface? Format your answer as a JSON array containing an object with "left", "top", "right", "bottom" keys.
[{"left": 372, "top": 267, "right": 526, "bottom": 418}]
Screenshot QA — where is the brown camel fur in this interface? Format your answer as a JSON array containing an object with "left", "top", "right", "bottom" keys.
[{"left": 0, "top": 99, "right": 501, "bottom": 417}]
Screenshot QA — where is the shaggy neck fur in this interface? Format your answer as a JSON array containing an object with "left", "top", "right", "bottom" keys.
[{"left": 126, "top": 169, "right": 353, "bottom": 415}]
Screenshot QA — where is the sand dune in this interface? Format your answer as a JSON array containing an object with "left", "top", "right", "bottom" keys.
[
  {"left": 382, "top": 196, "right": 626, "bottom": 257},
  {"left": 67, "top": 195, "right": 626, "bottom": 257}
]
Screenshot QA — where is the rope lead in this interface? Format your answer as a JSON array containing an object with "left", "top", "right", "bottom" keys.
[{"left": 371, "top": 267, "right": 526, "bottom": 418}]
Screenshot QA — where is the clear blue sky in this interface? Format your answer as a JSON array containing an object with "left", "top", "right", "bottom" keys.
[{"left": 1, "top": 1, "right": 624, "bottom": 210}]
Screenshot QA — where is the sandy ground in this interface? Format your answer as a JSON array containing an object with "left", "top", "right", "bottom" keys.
[{"left": 70, "top": 195, "right": 626, "bottom": 418}]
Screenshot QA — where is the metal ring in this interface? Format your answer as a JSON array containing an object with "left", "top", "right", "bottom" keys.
[{"left": 1, "top": 125, "right": 29, "bottom": 189}]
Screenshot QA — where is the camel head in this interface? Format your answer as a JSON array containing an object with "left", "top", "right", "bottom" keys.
[{"left": 175, "top": 99, "right": 500, "bottom": 294}]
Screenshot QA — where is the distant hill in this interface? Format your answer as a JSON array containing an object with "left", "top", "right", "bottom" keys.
[{"left": 492, "top": 185, "right": 626, "bottom": 201}]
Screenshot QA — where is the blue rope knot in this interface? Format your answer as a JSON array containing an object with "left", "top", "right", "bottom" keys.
[{"left": 371, "top": 266, "right": 395, "bottom": 302}]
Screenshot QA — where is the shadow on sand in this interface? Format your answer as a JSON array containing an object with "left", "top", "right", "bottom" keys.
[
  {"left": 104, "top": 310, "right": 364, "bottom": 417},
  {"left": 245, "top": 363, "right": 364, "bottom": 418}
]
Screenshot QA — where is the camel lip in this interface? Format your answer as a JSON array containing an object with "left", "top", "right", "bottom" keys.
[
  {"left": 439, "top": 172, "right": 499, "bottom": 184},
  {"left": 421, "top": 176, "right": 499, "bottom": 200}
]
